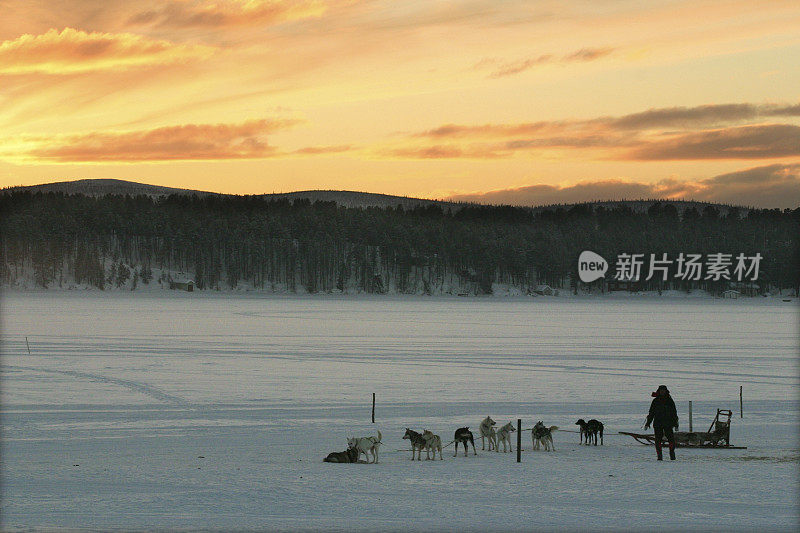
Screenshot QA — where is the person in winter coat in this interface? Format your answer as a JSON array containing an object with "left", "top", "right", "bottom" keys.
[{"left": 644, "top": 384, "right": 679, "bottom": 460}]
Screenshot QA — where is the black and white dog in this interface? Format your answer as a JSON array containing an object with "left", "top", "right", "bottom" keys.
[
  {"left": 575, "top": 419, "right": 604, "bottom": 445},
  {"left": 495, "top": 421, "right": 516, "bottom": 453},
  {"left": 323, "top": 446, "right": 360, "bottom": 463},
  {"left": 453, "top": 427, "right": 477, "bottom": 457},
  {"left": 531, "top": 421, "right": 558, "bottom": 451},
  {"left": 479, "top": 416, "right": 497, "bottom": 450},
  {"left": 403, "top": 428, "right": 430, "bottom": 461}
]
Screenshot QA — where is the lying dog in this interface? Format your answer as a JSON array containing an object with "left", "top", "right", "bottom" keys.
[
  {"left": 495, "top": 421, "right": 516, "bottom": 453},
  {"left": 479, "top": 416, "right": 497, "bottom": 451},
  {"left": 323, "top": 446, "right": 360, "bottom": 463},
  {"left": 575, "top": 418, "right": 604, "bottom": 445},
  {"left": 423, "top": 430, "right": 444, "bottom": 460},
  {"left": 453, "top": 427, "right": 477, "bottom": 457},
  {"left": 348, "top": 430, "right": 382, "bottom": 464},
  {"left": 531, "top": 421, "right": 558, "bottom": 451},
  {"left": 403, "top": 428, "right": 429, "bottom": 461}
]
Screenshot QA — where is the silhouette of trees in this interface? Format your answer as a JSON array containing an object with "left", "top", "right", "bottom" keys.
[{"left": 0, "top": 191, "right": 797, "bottom": 294}]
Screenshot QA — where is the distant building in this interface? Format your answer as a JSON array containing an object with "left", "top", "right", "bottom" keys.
[
  {"left": 169, "top": 279, "right": 194, "bottom": 292},
  {"left": 722, "top": 289, "right": 740, "bottom": 299},
  {"left": 728, "top": 282, "right": 759, "bottom": 297},
  {"left": 533, "top": 284, "right": 554, "bottom": 296},
  {"left": 606, "top": 279, "right": 642, "bottom": 292}
]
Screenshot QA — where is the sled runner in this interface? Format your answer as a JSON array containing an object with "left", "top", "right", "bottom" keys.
[{"left": 620, "top": 409, "right": 747, "bottom": 449}]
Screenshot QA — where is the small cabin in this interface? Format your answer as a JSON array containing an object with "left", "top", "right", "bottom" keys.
[
  {"left": 606, "top": 279, "right": 642, "bottom": 292},
  {"left": 729, "top": 282, "right": 759, "bottom": 297},
  {"left": 533, "top": 284, "right": 554, "bottom": 296},
  {"left": 169, "top": 279, "right": 194, "bottom": 292},
  {"left": 722, "top": 289, "right": 740, "bottom": 299}
]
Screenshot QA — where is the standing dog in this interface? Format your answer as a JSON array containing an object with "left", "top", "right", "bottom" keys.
[
  {"left": 422, "top": 430, "right": 444, "bottom": 460},
  {"left": 348, "top": 430, "right": 382, "bottom": 463},
  {"left": 453, "top": 427, "right": 477, "bottom": 457},
  {"left": 323, "top": 446, "right": 360, "bottom": 463},
  {"left": 495, "top": 421, "right": 516, "bottom": 453},
  {"left": 531, "top": 421, "right": 558, "bottom": 451},
  {"left": 575, "top": 419, "right": 604, "bottom": 445},
  {"left": 479, "top": 416, "right": 497, "bottom": 451},
  {"left": 403, "top": 428, "right": 428, "bottom": 461}
]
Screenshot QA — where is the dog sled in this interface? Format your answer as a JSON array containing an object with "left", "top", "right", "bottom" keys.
[{"left": 620, "top": 409, "right": 747, "bottom": 449}]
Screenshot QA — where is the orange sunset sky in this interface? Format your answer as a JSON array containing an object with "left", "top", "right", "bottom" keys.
[{"left": 1, "top": 0, "right": 799, "bottom": 207}]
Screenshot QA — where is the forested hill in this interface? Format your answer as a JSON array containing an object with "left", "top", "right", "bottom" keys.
[
  {"left": 5, "top": 178, "right": 741, "bottom": 213},
  {"left": 1, "top": 190, "right": 798, "bottom": 294},
  {"left": 3, "top": 179, "right": 453, "bottom": 210},
  {"left": 3, "top": 179, "right": 212, "bottom": 198}
]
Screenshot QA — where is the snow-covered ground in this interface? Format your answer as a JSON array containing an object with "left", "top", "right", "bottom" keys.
[{"left": 1, "top": 293, "right": 798, "bottom": 531}]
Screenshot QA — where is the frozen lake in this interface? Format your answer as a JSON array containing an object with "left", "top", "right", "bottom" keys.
[{"left": 1, "top": 292, "right": 798, "bottom": 530}]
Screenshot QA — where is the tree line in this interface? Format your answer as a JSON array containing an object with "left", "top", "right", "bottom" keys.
[{"left": 1, "top": 191, "right": 797, "bottom": 295}]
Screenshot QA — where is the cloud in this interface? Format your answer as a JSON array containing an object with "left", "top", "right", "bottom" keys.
[
  {"left": 0, "top": 27, "right": 213, "bottom": 74},
  {"left": 14, "top": 119, "right": 299, "bottom": 162},
  {"left": 291, "top": 144, "right": 352, "bottom": 155},
  {"left": 608, "top": 103, "right": 800, "bottom": 130},
  {"left": 483, "top": 54, "right": 552, "bottom": 78},
  {"left": 563, "top": 47, "right": 614, "bottom": 62},
  {"left": 129, "top": 0, "right": 335, "bottom": 29},
  {"left": 681, "top": 163, "right": 800, "bottom": 207},
  {"left": 479, "top": 46, "right": 614, "bottom": 78},
  {"left": 446, "top": 164, "right": 800, "bottom": 209},
  {"left": 415, "top": 122, "right": 556, "bottom": 139},
  {"left": 448, "top": 180, "right": 658, "bottom": 206},
  {"left": 394, "top": 102, "right": 800, "bottom": 161},
  {"left": 416, "top": 103, "right": 800, "bottom": 139},
  {"left": 626, "top": 124, "right": 800, "bottom": 160},
  {"left": 385, "top": 145, "right": 503, "bottom": 159}
]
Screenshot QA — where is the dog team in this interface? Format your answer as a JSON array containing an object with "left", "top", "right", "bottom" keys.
[{"left": 324, "top": 416, "right": 605, "bottom": 463}]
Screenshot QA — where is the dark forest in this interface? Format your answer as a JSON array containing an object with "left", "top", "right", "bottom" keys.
[{"left": 1, "top": 192, "right": 797, "bottom": 295}]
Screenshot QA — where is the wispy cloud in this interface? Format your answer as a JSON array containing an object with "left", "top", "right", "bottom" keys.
[
  {"left": 386, "top": 145, "right": 503, "bottom": 160},
  {"left": 390, "top": 102, "right": 800, "bottom": 161},
  {"left": 477, "top": 47, "right": 614, "bottom": 78},
  {"left": 608, "top": 103, "right": 800, "bottom": 130},
  {"left": 9, "top": 119, "right": 299, "bottom": 162},
  {"left": 0, "top": 27, "right": 213, "bottom": 74},
  {"left": 416, "top": 103, "right": 800, "bottom": 138},
  {"left": 446, "top": 164, "right": 800, "bottom": 209},
  {"left": 291, "top": 144, "right": 352, "bottom": 155},
  {"left": 625, "top": 124, "right": 800, "bottom": 160},
  {"left": 128, "top": 0, "right": 340, "bottom": 29},
  {"left": 1, "top": 119, "right": 361, "bottom": 162}
]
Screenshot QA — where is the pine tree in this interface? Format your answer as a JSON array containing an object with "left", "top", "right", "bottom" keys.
[{"left": 116, "top": 262, "right": 130, "bottom": 288}]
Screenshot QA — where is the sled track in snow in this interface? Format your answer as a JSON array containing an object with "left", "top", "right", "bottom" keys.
[{"left": 3, "top": 365, "right": 190, "bottom": 406}]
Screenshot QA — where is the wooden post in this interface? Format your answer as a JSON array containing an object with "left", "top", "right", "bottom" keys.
[
  {"left": 739, "top": 386, "right": 743, "bottom": 418},
  {"left": 516, "top": 419, "right": 521, "bottom": 463},
  {"left": 688, "top": 401, "right": 693, "bottom": 432},
  {"left": 372, "top": 393, "right": 375, "bottom": 423},
  {"left": 25, "top": 337, "right": 31, "bottom": 355}
]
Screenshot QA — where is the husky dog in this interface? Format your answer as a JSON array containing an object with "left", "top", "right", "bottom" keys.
[
  {"left": 453, "top": 427, "right": 477, "bottom": 457},
  {"left": 479, "top": 416, "right": 497, "bottom": 451},
  {"left": 575, "top": 419, "right": 604, "bottom": 445},
  {"left": 348, "top": 430, "right": 382, "bottom": 464},
  {"left": 323, "top": 446, "right": 360, "bottom": 463},
  {"left": 403, "top": 428, "right": 428, "bottom": 461},
  {"left": 494, "top": 421, "right": 516, "bottom": 453},
  {"left": 422, "top": 430, "right": 444, "bottom": 460},
  {"left": 531, "top": 421, "right": 558, "bottom": 451}
]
